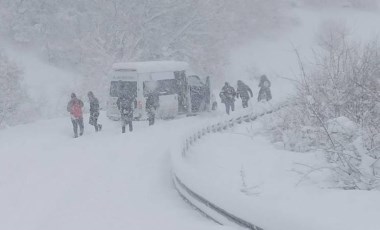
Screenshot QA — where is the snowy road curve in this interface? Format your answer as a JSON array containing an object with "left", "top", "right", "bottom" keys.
[{"left": 0, "top": 113, "right": 233, "bottom": 230}]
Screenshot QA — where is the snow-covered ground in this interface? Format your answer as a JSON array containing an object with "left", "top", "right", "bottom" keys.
[
  {"left": 2, "top": 4, "right": 380, "bottom": 230},
  {"left": 173, "top": 5, "right": 380, "bottom": 230},
  {"left": 176, "top": 115, "right": 380, "bottom": 230},
  {"left": 0, "top": 112, "right": 236, "bottom": 230}
]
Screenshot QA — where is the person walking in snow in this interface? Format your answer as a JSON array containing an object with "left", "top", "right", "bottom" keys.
[
  {"left": 257, "top": 75, "right": 272, "bottom": 102},
  {"left": 219, "top": 82, "right": 236, "bottom": 115},
  {"left": 145, "top": 91, "right": 159, "bottom": 126},
  {"left": 117, "top": 92, "right": 136, "bottom": 133},
  {"left": 67, "top": 93, "right": 84, "bottom": 138},
  {"left": 87, "top": 91, "right": 102, "bottom": 132},
  {"left": 236, "top": 80, "right": 253, "bottom": 108}
]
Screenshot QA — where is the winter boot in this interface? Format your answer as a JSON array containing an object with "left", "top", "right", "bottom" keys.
[{"left": 122, "top": 126, "right": 126, "bottom": 133}]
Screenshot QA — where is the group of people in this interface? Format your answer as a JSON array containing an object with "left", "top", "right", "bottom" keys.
[
  {"left": 115, "top": 90, "right": 159, "bottom": 134},
  {"left": 219, "top": 75, "right": 272, "bottom": 115},
  {"left": 67, "top": 91, "right": 102, "bottom": 138},
  {"left": 67, "top": 90, "right": 159, "bottom": 138},
  {"left": 66, "top": 75, "right": 271, "bottom": 137}
]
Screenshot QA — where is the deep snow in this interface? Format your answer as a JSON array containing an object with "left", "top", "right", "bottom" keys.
[
  {"left": 175, "top": 116, "right": 380, "bottom": 230},
  {"left": 0, "top": 112, "right": 235, "bottom": 230},
  {"left": 1, "top": 4, "right": 380, "bottom": 230}
]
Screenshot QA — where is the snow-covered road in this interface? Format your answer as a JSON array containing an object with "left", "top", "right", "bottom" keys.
[{"left": 0, "top": 113, "right": 233, "bottom": 230}]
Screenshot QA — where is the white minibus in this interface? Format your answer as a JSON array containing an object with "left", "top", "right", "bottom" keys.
[{"left": 107, "top": 61, "right": 190, "bottom": 120}]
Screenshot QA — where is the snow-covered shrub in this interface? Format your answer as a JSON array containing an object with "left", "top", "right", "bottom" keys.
[
  {"left": 274, "top": 22, "right": 380, "bottom": 189},
  {"left": 0, "top": 52, "right": 31, "bottom": 127},
  {"left": 262, "top": 105, "right": 325, "bottom": 152}
]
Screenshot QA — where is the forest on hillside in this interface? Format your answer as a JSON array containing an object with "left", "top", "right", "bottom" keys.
[{"left": 0, "top": 0, "right": 378, "bottom": 125}]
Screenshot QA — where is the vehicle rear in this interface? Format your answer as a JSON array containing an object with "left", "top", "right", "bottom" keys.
[
  {"left": 107, "top": 61, "right": 189, "bottom": 120},
  {"left": 187, "top": 75, "right": 212, "bottom": 113},
  {"left": 107, "top": 70, "right": 140, "bottom": 120},
  {"left": 143, "top": 72, "right": 179, "bottom": 119}
]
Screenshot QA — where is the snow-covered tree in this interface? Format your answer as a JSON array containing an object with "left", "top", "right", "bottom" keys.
[
  {"left": 0, "top": 52, "right": 28, "bottom": 127},
  {"left": 0, "top": 0, "right": 287, "bottom": 97},
  {"left": 279, "top": 22, "right": 380, "bottom": 189}
]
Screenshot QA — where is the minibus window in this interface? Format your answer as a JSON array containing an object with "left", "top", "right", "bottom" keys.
[
  {"left": 143, "top": 79, "right": 178, "bottom": 96},
  {"left": 110, "top": 81, "right": 137, "bottom": 97}
]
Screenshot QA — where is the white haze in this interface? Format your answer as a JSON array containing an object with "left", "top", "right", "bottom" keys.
[
  {"left": 0, "top": 42, "right": 82, "bottom": 120},
  {"left": 1, "top": 1, "right": 380, "bottom": 230}
]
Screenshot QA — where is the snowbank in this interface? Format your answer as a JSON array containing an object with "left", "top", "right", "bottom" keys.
[
  {"left": 174, "top": 112, "right": 380, "bottom": 230},
  {"left": 327, "top": 116, "right": 357, "bottom": 135},
  {"left": 171, "top": 102, "right": 278, "bottom": 229}
]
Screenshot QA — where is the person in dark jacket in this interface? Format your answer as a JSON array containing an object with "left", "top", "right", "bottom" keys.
[
  {"left": 87, "top": 91, "right": 102, "bottom": 132},
  {"left": 219, "top": 82, "right": 236, "bottom": 115},
  {"left": 236, "top": 80, "right": 253, "bottom": 108},
  {"left": 145, "top": 91, "right": 159, "bottom": 126},
  {"left": 117, "top": 92, "right": 136, "bottom": 133},
  {"left": 67, "top": 93, "right": 84, "bottom": 138},
  {"left": 258, "top": 75, "right": 272, "bottom": 102}
]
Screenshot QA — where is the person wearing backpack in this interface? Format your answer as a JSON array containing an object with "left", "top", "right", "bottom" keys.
[
  {"left": 257, "top": 75, "right": 272, "bottom": 102},
  {"left": 145, "top": 91, "right": 159, "bottom": 126},
  {"left": 87, "top": 91, "right": 102, "bottom": 132},
  {"left": 117, "top": 92, "right": 136, "bottom": 133},
  {"left": 219, "top": 82, "right": 236, "bottom": 115},
  {"left": 236, "top": 80, "right": 253, "bottom": 108},
  {"left": 67, "top": 93, "right": 84, "bottom": 138}
]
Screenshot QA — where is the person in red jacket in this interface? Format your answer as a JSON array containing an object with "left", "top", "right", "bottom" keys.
[{"left": 67, "top": 93, "right": 84, "bottom": 138}]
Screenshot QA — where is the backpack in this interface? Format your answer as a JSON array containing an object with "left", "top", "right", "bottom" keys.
[
  {"left": 219, "top": 91, "right": 226, "bottom": 103},
  {"left": 71, "top": 100, "right": 83, "bottom": 118},
  {"left": 118, "top": 96, "right": 133, "bottom": 115}
]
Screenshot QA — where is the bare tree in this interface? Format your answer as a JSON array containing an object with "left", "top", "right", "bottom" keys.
[
  {"left": 0, "top": 0, "right": 287, "bottom": 98},
  {"left": 276, "top": 22, "right": 380, "bottom": 189}
]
